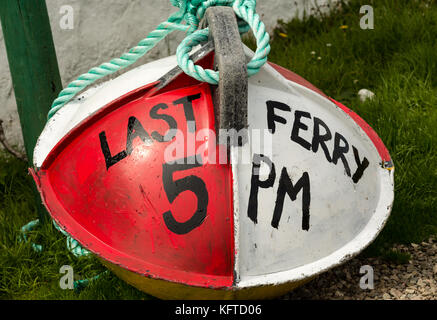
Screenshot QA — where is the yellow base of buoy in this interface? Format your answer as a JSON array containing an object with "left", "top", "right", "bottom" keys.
[{"left": 101, "top": 260, "right": 312, "bottom": 300}]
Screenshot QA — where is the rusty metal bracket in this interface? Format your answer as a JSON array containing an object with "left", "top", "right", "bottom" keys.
[{"left": 205, "top": 6, "right": 248, "bottom": 146}]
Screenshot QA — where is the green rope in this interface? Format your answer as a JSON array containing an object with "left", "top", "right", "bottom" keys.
[
  {"left": 74, "top": 271, "right": 109, "bottom": 292},
  {"left": 52, "top": 220, "right": 91, "bottom": 258},
  {"left": 19, "top": 219, "right": 43, "bottom": 252},
  {"left": 47, "top": 0, "right": 269, "bottom": 119},
  {"left": 20, "top": 219, "right": 90, "bottom": 258},
  {"left": 20, "top": 218, "right": 98, "bottom": 291},
  {"left": 176, "top": 1, "right": 270, "bottom": 84}
]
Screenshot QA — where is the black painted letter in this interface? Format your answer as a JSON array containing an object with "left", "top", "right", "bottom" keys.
[
  {"left": 351, "top": 146, "right": 369, "bottom": 183},
  {"left": 332, "top": 132, "right": 351, "bottom": 177},
  {"left": 248, "top": 154, "right": 276, "bottom": 224},
  {"left": 99, "top": 131, "right": 128, "bottom": 170},
  {"left": 150, "top": 103, "right": 178, "bottom": 142},
  {"left": 126, "top": 116, "right": 153, "bottom": 155},
  {"left": 291, "top": 110, "right": 312, "bottom": 150},
  {"left": 312, "top": 117, "right": 333, "bottom": 162},
  {"left": 173, "top": 94, "right": 201, "bottom": 133},
  {"left": 272, "top": 169, "right": 311, "bottom": 231},
  {"left": 266, "top": 100, "right": 291, "bottom": 134}
]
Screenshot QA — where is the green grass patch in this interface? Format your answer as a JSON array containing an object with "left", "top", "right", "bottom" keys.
[
  {"left": 1, "top": 0, "right": 436, "bottom": 299},
  {"left": 381, "top": 249, "right": 411, "bottom": 265}
]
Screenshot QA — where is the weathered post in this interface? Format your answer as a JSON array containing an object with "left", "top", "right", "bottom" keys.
[{"left": 1, "top": 0, "right": 62, "bottom": 219}]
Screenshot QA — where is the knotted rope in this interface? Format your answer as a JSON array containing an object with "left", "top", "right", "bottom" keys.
[{"left": 48, "top": 0, "right": 270, "bottom": 119}]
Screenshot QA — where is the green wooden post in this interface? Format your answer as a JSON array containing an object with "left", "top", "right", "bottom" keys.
[{"left": 1, "top": 0, "right": 63, "bottom": 220}]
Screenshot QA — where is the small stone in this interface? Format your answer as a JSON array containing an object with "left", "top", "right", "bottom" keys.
[
  {"left": 433, "top": 264, "right": 437, "bottom": 274},
  {"left": 358, "top": 89, "right": 375, "bottom": 102},
  {"left": 382, "top": 293, "right": 391, "bottom": 300},
  {"left": 335, "top": 290, "right": 344, "bottom": 297},
  {"left": 411, "top": 243, "right": 419, "bottom": 248},
  {"left": 390, "top": 288, "right": 402, "bottom": 298},
  {"left": 406, "top": 288, "right": 415, "bottom": 294}
]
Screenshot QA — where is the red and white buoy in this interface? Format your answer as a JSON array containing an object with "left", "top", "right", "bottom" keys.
[{"left": 30, "top": 8, "right": 394, "bottom": 300}]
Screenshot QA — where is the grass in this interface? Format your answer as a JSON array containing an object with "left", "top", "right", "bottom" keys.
[
  {"left": 1, "top": 0, "right": 436, "bottom": 299},
  {"left": 381, "top": 250, "right": 411, "bottom": 265},
  {"left": 0, "top": 155, "right": 153, "bottom": 299}
]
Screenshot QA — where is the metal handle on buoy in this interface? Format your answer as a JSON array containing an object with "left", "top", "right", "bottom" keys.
[{"left": 204, "top": 6, "right": 248, "bottom": 142}]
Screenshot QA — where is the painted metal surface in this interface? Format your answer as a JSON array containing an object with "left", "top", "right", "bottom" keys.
[
  {"left": 232, "top": 60, "right": 394, "bottom": 288},
  {"left": 32, "top": 45, "right": 394, "bottom": 299},
  {"left": 34, "top": 80, "right": 234, "bottom": 289}
]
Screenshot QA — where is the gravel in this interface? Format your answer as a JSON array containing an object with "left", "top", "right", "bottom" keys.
[{"left": 282, "top": 236, "right": 436, "bottom": 300}]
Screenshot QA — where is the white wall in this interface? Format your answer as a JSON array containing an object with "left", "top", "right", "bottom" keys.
[{"left": 0, "top": 0, "right": 335, "bottom": 149}]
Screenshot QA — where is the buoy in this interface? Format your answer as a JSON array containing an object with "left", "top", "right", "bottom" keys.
[{"left": 30, "top": 5, "right": 394, "bottom": 300}]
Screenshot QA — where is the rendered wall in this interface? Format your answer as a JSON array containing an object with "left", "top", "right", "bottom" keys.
[{"left": 0, "top": 0, "right": 335, "bottom": 149}]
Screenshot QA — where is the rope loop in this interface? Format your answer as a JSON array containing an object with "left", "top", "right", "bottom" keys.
[
  {"left": 48, "top": 0, "right": 269, "bottom": 119},
  {"left": 176, "top": 0, "right": 270, "bottom": 85}
]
